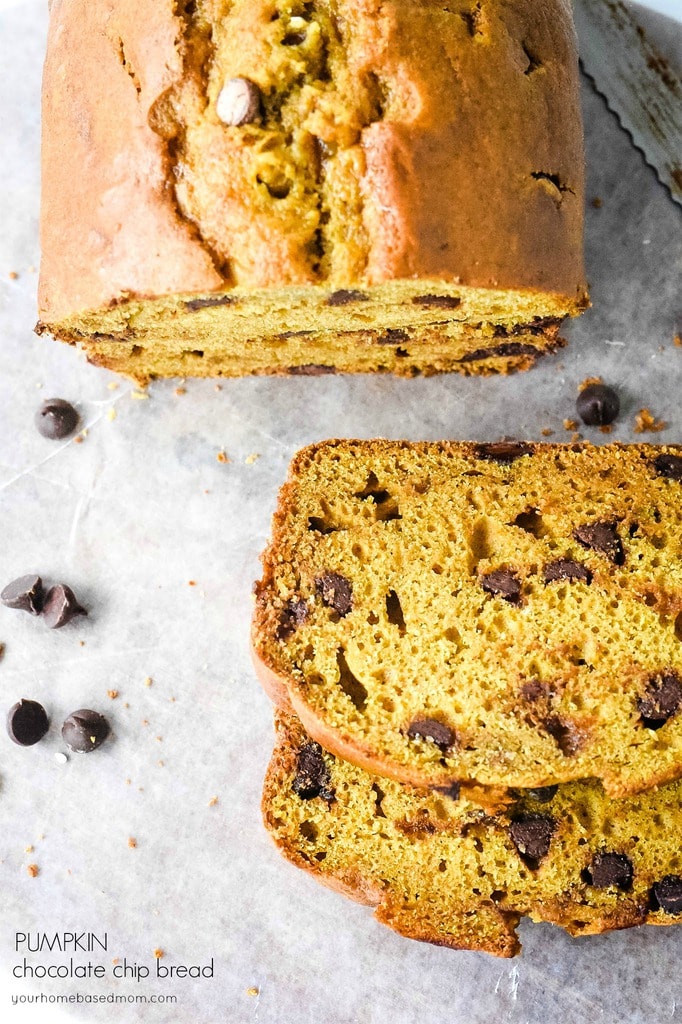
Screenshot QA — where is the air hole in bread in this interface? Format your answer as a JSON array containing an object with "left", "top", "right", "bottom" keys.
[
  {"left": 385, "top": 590, "right": 406, "bottom": 633},
  {"left": 336, "top": 650, "right": 368, "bottom": 710}
]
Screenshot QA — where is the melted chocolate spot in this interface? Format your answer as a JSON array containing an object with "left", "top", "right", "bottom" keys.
[
  {"left": 654, "top": 454, "right": 682, "bottom": 481},
  {"left": 475, "top": 442, "right": 534, "bottom": 464},
  {"left": 480, "top": 569, "right": 522, "bottom": 604},
  {"left": 184, "top": 295, "right": 234, "bottom": 311},
  {"left": 406, "top": 718, "right": 454, "bottom": 751},
  {"left": 376, "top": 329, "right": 409, "bottom": 345},
  {"left": 574, "top": 522, "right": 625, "bottom": 566},
  {"left": 326, "top": 289, "right": 369, "bottom": 306},
  {"left": 638, "top": 672, "right": 682, "bottom": 729},
  {"left": 288, "top": 365, "right": 337, "bottom": 375},
  {"left": 509, "top": 814, "right": 556, "bottom": 868},
  {"left": 651, "top": 875, "right": 682, "bottom": 914},
  {"left": 292, "top": 742, "right": 334, "bottom": 801},
  {"left": 543, "top": 717, "right": 583, "bottom": 756},
  {"left": 586, "top": 852, "right": 633, "bottom": 890},
  {"left": 543, "top": 559, "right": 592, "bottom": 585},
  {"left": 315, "top": 573, "right": 353, "bottom": 616},
  {"left": 411, "top": 295, "right": 461, "bottom": 309},
  {"left": 458, "top": 342, "right": 539, "bottom": 363},
  {"left": 276, "top": 598, "right": 309, "bottom": 640}
]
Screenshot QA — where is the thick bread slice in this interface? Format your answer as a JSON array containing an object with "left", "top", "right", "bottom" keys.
[
  {"left": 38, "top": 0, "right": 586, "bottom": 381},
  {"left": 263, "top": 711, "right": 682, "bottom": 957},
  {"left": 253, "top": 440, "right": 682, "bottom": 797}
]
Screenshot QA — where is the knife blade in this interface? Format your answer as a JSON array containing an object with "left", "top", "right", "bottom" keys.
[{"left": 573, "top": 0, "right": 682, "bottom": 206}]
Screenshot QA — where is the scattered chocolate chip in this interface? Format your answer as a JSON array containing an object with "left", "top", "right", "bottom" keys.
[
  {"left": 586, "top": 852, "right": 633, "bottom": 890},
  {"left": 519, "top": 679, "right": 550, "bottom": 703},
  {"left": 184, "top": 295, "right": 234, "bottom": 311},
  {"left": 287, "top": 364, "right": 337, "bottom": 375},
  {"left": 509, "top": 814, "right": 555, "bottom": 867},
  {"left": 576, "top": 383, "right": 620, "bottom": 426},
  {"left": 292, "top": 741, "right": 334, "bottom": 801},
  {"left": 574, "top": 522, "right": 624, "bottom": 565},
  {"left": 315, "top": 572, "right": 353, "bottom": 616},
  {"left": 458, "top": 342, "right": 539, "bottom": 363},
  {"left": 1, "top": 574, "right": 44, "bottom": 614},
  {"left": 216, "top": 77, "right": 261, "bottom": 126},
  {"left": 638, "top": 671, "right": 682, "bottom": 729},
  {"left": 376, "top": 329, "right": 408, "bottom": 345},
  {"left": 543, "top": 559, "right": 592, "bottom": 585},
  {"left": 276, "top": 598, "right": 309, "bottom": 640},
  {"left": 7, "top": 699, "right": 49, "bottom": 746},
  {"left": 41, "top": 584, "right": 87, "bottom": 629},
  {"left": 411, "top": 294, "right": 461, "bottom": 309},
  {"left": 651, "top": 875, "right": 682, "bottom": 914},
  {"left": 326, "top": 289, "right": 369, "bottom": 306},
  {"left": 654, "top": 454, "right": 682, "bottom": 481},
  {"left": 525, "top": 785, "right": 559, "bottom": 803},
  {"left": 406, "top": 718, "right": 454, "bottom": 751},
  {"left": 475, "top": 441, "right": 534, "bottom": 464},
  {"left": 433, "top": 782, "right": 461, "bottom": 801},
  {"left": 35, "top": 399, "right": 79, "bottom": 440},
  {"left": 480, "top": 569, "right": 521, "bottom": 604},
  {"left": 543, "top": 717, "right": 583, "bottom": 756},
  {"left": 61, "top": 709, "right": 109, "bottom": 752}
]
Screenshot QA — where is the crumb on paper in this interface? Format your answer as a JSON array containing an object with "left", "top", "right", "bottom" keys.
[
  {"left": 79, "top": 640, "right": 86, "bottom": 647},
  {"left": 634, "top": 408, "right": 667, "bottom": 433},
  {"left": 131, "top": 389, "right": 149, "bottom": 401},
  {"left": 570, "top": 432, "right": 582, "bottom": 443},
  {"left": 112, "top": 958, "right": 120, "bottom": 965},
  {"left": 125, "top": 779, "right": 132, "bottom": 786},
  {"left": 154, "top": 949, "right": 164, "bottom": 960},
  {"left": 245, "top": 453, "right": 261, "bottom": 465},
  {"left": 214, "top": 384, "right": 222, "bottom": 392},
  {"left": 73, "top": 432, "right": 87, "bottom": 444},
  {"left": 674, "top": 334, "right": 681, "bottom": 348},
  {"left": 155, "top": 736, "right": 163, "bottom": 742},
  {"left": 142, "top": 719, "right": 149, "bottom": 727},
  {"left": 208, "top": 796, "right": 219, "bottom": 807},
  {"left": 128, "top": 837, "right": 137, "bottom": 849},
  {"left": 541, "top": 428, "right": 553, "bottom": 437},
  {"left": 563, "top": 418, "right": 578, "bottom": 431},
  {"left": 175, "top": 387, "right": 186, "bottom": 396},
  {"left": 591, "top": 196, "right": 602, "bottom": 208},
  {"left": 9, "top": 270, "right": 18, "bottom": 280},
  {"left": 27, "top": 864, "right": 39, "bottom": 878},
  {"left": 144, "top": 676, "right": 153, "bottom": 687},
  {"left": 107, "top": 690, "right": 119, "bottom": 700},
  {"left": 25, "top": 845, "right": 34, "bottom": 853},
  {"left": 106, "top": 407, "right": 117, "bottom": 422},
  {"left": 157, "top": 760, "right": 165, "bottom": 767},
  {"left": 169, "top": 696, "right": 176, "bottom": 703},
  {"left": 107, "top": 381, "right": 119, "bottom": 390},
  {"left": 599, "top": 424, "right": 613, "bottom": 435},
  {"left": 578, "top": 376, "right": 602, "bottom": 392},
  {"left": 28, "top": 265, "right": 36, "bottom": 273},
  {"left": 246, "top": 987, "right": 259, "bottom": 998},
  {"left": 188, "top": 580, "right": 197, "bottom": 587},
  {"left": 123, "top": 702, "right": 130, "bottom": 709},
  {"left": 216, "top": 450, "right": 229, "bottom": 464}
]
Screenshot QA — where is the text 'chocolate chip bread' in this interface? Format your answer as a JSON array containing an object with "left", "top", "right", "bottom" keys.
[
  {"left": 263, "top": 712, "right": 682, "bottom": 957},
  {"left": 38, "top": 0, "right": 587, "bottom": 382},
  {"left": 252, "top": 441, "right": 682, "bottom": 798}
]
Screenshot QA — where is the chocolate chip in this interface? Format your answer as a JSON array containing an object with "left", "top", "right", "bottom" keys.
[
  {"left": 61, "top": 709, "right": 109, "bottom": 752},
  {"left": 1, "top": 575, "right": 44, "bottom": 614},
  {"left": 433, "top": 782, "right": 461, "bottom": 800},
  {"left": 315, "top": 573, "right": 352, "bottom": 616},
  {"left": 35, "top": 399, "right": 79, "bottom": 440},
  {"left": 406, "top": 718, "right": 454, "bottom": 751},
  {"left": 41, "top": 584, "right": 87, "bottom": 629},
  {"left": 326, "top": 289, "right": 369, "bottom": 306},
  {"left": 509, "top": 814, "right": 555, "bottom": 867},
  {"left": 475, "top": 441, "right": 534, "bottom": 464},
  {"left": 411, "top": 294, "right": 461, "bottom": 309},
  {"left": 216, "top": 77, "right": 261, "bottom": 126},
  {"left": 525, "top": 785, "right": 559, "bottom": 803},
  {"left": 480, "top": 569, "right": 521, "bottom": 603},
  {"left": 184, "top": 295, "right": 234, "bottom": 311},
  {"left": 7, "top": 699, "right": 49, "bottom": 746},
  {"left": 651, "top": 875, "right": 682, "bottom": 914},
  {"left": 574, "top": 522, "right": 624, "bottom": 565},
  {"left": 586, "top": 852, "right": 633, "bottom": 890},
  {"left": 292, "top": 741, "right": 334, "bottom": 801},
  {"left": 376, "top": 329, "right": 409, "bottom": 345},
  {"left": 287, "top": 364, "right": 337, "bottom": 375},
  {"left": 458, "top": 342, "right": 539, "bottom": 363},
  {"left": 576, "top": 383, "right": 620, "bottom": 426},
  {"left": 543, "top": 559, "right": 592, "bottom": 585},
  {"left": 519, "top": 679, "right": 549, "bottom": 702},
  {"left": 638, "top": 671, "right": 682, "bottom": 729},
  {"left": 543, "top": 717, "right": 583, "bottom": 756},
  {"left": 654, "top": 454, "right": 682, "bottom": 481},
  {"left": 276, "top": 598, "right": 309, "bottom": 640}
]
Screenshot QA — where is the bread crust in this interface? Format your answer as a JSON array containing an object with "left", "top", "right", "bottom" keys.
[{"left": 39, "top": 0, "right": 586, "bottom": 325}]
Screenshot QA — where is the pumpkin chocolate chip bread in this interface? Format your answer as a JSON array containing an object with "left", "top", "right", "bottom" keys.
[
  {"left": 252, "top": 441, "right": 682, "bottom": 798},
  {"left": 263, "top": 711, "right": 682, "bottom": 956},
  {"left": 38, "top": 0, "right": 586, "bottom": 382}
]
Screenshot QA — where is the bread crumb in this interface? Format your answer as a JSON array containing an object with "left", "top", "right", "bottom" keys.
[
  {"left": 599, "top": 424, "right": 613, "bottom": 434},
  {"left": 125, "top": 779, "right": 132, "bottom": 785},
  {"left": 112, "top": 958, "right": 120, "bottom": 965},
  {"left": 9, "top": 270, "right": 18, "bottom": 280},
  {"left": 214, "top": 384, "right": 222, "bottom": 391},
  {"left": 142, "top": 719, "right": 149, "bottom": 727},
  {"left": 28, "top": 265, "right": 36, "bottom": 273},
  {"left": 107, "top": 690, "right": 119, "bottom": 700},
  {"left": 570, "top": 432, "right": 582, "bottom": 443},
  {"left": 154, "top": 949, "right": 164, "bottom": 959},
  {"left": 131, "top": 390, "right": 149, "bottom": 401},
  {"left": 73, "top": 433, "right": 85, "bottom": 444},
  {"left": 107, "top": 381, "right": 119, "bottom": 390},
  {"left": 634, "top": 408, "right": 667, "bottom": 433},
  {"left": 216, "top": 450, "right": 229, "bottom": 463},
  {"left": 144, "top": 676, "right": 153, "bottom": 687},
  {"left": 27, "top": 864, "right": 39, "bottom": 878},
  {"left": 563, "top": 419, "right": 578, "bottom": 431},
  {"left": 208, "top": 796, "right": 219, "bottom": 807},
  {"left": 245, "top": 453, "right": 261, "bottom": 464},
  {"left": 591, "top": 196, "right": 603, "bottom": 208},
  {"left": 128, "top": 837, "right": 137, "bottom": 849},
  {"left": 188, "top": 580, "right": 196, "bottom": 586},
  {"left": 246, "top": 987, "right": 259, "bottom": 997},
  {"left": 174, "top": 386, "right": 187, "bottom": 396},
  {"left": 25, "top": 845, "right": 34, "bottom": 853},
  {"left": 578, "top": 376, "right": 602, "bottom": 391},
  {"left": 541, "top": 428, "right": 554, "bottom": 437},
  {"left": 674, "top": 334, "right": 681, "bottom": 348},
  {"left": 123, "top": 702, "right": 130, "bottom": 709},
  {"left": 157, "top": 760, "right": 165, "bottom": 767},
  {"left": 155, "top": 736, "right": 163, "bottom": 742}
]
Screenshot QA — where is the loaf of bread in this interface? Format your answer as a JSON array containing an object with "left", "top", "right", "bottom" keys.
[
  {"left": 253, "top": 441, "right": 682, "bottom": 798},
  {"left": 263, "top": 711, "right": 682, "bottom": 956},
  {"left": 38, "top": 0, "right": 586, "bottom": 382}
]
